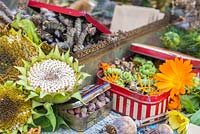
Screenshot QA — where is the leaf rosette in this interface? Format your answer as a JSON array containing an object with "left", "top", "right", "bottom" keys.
[{"left": 16, "top": 46, "right": 90, "bottom": 104}]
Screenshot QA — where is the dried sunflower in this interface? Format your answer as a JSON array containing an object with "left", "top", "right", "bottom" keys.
[
  {"left": 154, "top": 58, "right": 195, "bottom": 110},
  {"left": 0, "top": 28, "right": 37, "bottom": 83},
  {"left": 0, "top": 81, "right": 32, "bottom": 134},
  {"left": 16, "top": 46, "right": 90, "bottom": 103}
]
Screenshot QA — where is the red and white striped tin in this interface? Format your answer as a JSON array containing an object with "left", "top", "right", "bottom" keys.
[{"left": 97, "top": 71, "right": 170, "bottom": 120}]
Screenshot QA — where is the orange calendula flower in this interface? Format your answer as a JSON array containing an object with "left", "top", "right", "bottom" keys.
[
  {"left": 103, "top": 73, "right": 120, "bottom": 83},
  {"left": 100, "top": 62, "right": 115, "bottom": 72},
  {"left": 154, "top": 58, "right": 195, "bottom": 110}
]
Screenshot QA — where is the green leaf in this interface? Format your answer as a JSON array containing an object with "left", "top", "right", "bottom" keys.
[
  {"left": 12, "top": 13, "right": 40, "bottom": 44},
  {"left": 22, "top": 59, "right": 31, "bottom": 69},
  {"left": 16, "top": 80, "right": 27, "bottom": 87},
  {"left": 27, "top": 91, "right": 39, "bottom": 100},
  {"left": 71, "top": 92, "right": 85, "bottom": 105},
  {"left": 56, "top": 115, "right": 69, "bottom": 130},
  {"left": 18, "top": 124, "right": 28, "bottom": 133},
  {"left": 39, "top": 90, "right": 49, "bottom": 99},
  {"left": 15, "top": 66, "right": 27, "bottom": 75},
  {"left": 32, "top": 100, "right": 44, "bottom": 109},
  {"left": 78, "top": 65, "right": 84, "bottom": 72},
  {"left": 191, "top": 109, "right": 200, "bottom": 125},
  {"left": 4, "top": 81, "right": 15, "bottom": 87},
  {"left": 53, "top": 46, "right": 61, "bottom": 59},
  {"left": 27, "top": 116, "right": 36, "bottom": 126},
  {"left": 181, "top": 95, "right": 197, "bottom": 113},
  {"left": 18, "top": 75, "right": 27, "bottom": 82},
  {"left": 33, "top": 116, "right": 53, "bottom": 131},
  {"left": 38, "top": 47, "right": 46, "bottom": 59},
  {"left": 44, "top": 103, "right": 57, "bottom": 131}
]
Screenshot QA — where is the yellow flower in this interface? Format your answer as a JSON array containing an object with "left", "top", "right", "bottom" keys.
[
  {"left": 167, "top": 110, "right": 189, "bottom": 134},
  {"left": 154, "top": 58, "right": 195, "bottom": 110}
]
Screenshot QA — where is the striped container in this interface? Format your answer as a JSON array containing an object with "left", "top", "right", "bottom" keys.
[{"left": 97, "top": 71, "right": 170, "bottom": 120}]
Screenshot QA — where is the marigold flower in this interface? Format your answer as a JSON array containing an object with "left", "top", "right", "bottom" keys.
[{"left": 154, "top": 58, "right": 195, "bottom": 110}]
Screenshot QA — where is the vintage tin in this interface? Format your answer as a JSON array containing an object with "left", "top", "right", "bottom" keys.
[
  {"left": 130, "top": 43, "right": 200, "bottom": 68},
  {"left": 96, "top": 43, "right": 200, "bottom": 120},
  {"left": 28, "top": 0, "right": 111, "bottom": 34},
  {"left": 57, "top": 83, "right": 112, "bottom": 131},
  {"left": 97, "top": 71, "right": 170, "bottom": 121}
]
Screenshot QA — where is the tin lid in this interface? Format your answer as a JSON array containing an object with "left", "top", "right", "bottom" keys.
[
  {"left": 28, "top": 0, "right": 111, "bottom": 34},
  {"left": 130, "top": 43, "right": 200, "bottom": 68},
  {"left": 59, "top": 83, "right": 111, "bottom": 109}
]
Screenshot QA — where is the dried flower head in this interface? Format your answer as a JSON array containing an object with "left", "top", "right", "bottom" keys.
[
  {"left": 28, "top": 59, "right": 76, "bottom": 93},
  {"left": 0, "top": 82, "right": 32, "bottom": 133},
  {"left": 16, "top": 46, "right": 90, "bottom": 103},
  {"left": 0, "top": 28, "right": 37, "bottom": 83},
  {"left": 154, "top": 58, "right": 195, "bottom": 110}
]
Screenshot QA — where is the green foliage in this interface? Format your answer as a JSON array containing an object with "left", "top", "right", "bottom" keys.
[
  {"left": 191, "top": 110, "right": 200, "bottom": 126},
  {"left": 12, "top": 14, "right": 40, "bottom": 44},
  {"left": 162, "top": 26, "right": 200, "bottom": 58},
  {"left": 161, "top": 31, "right": 180, "bottom": 49},
  {"left": 31, "top": 101, "right": 68, "bottom": 132},
  {"left": 181, "top": 77, "right": 200, "bottom": 126}
]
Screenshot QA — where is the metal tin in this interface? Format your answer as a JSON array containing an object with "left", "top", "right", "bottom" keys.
[
  {"left": 59, "top": 83, "right": 111, "bottom": 109},
  {"left": 97, "top": 70, "right": 170, "bottom": 121},
  {"left": 57, "top": 83, "right": 112, "bottom": 131},
  {"left": 59, "top": 100, "right": 112, "bottom": 132},
  {"left": 130, "top": 43, "right": 200, "bottom": 68},
  {"left": 28, "top": 0, "right": 111, "bottom": 34}
]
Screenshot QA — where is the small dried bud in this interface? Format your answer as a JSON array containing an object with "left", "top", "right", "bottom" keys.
[
  {"left": 88, "top": 103, "right": 96, "bottom": 112},
  {"left": 96, "top": 100, "right": 106, "bottom": 109},
  {"left": 75, "top": 114, "right": 80, "bottom": 118},
  {"left": 97, "top": 94, "right": 106, "bottom": 101},
  {"left": 81, "top": 107, "right": 87, "bottom": 114},
  {"left": 105, "top": 97, "right": 110, "bottom": 103},
  {"left": 74, "top": 107, "right": 81, "bottom": 114},
  {"left": 67, "top": 109, "right": 74, "bottom": 115},
  {"left": 81, "top": 112, "right": 88, "bottom": 118}
]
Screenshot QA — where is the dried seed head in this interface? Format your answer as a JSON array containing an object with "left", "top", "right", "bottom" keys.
[
  {"left": 0, "top": 85, "right": 32, "bottom": 132},
  {"left": 28, "top": 59, "right": 76, "bottom": 93}
]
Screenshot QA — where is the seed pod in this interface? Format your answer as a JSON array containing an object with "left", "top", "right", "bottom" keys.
[
  {"left": 157, "top": 124, "right": 173, "bottom": 134},
  {"left": 74, "top": 107, "right": 81, "bottom": 114},
  {"left": 96, "top": 100, "right": 106, "bottom": 109},
  {"left": 75, "top": 114, "right": 80, "bottom": 118},
  {"left": 88, "top": 102, "right": 96, "bottom": 112},
  {"left": 105, "top": 97, "right": 110, "bottom": 103},
  {"left": 81, "top": 107, "right": 88, "bottom": 118},
  {"left": 97, "top": 93, "right": 106, "bottom": 101},
  {"left": 105, "top": 116, "right": 137, "bottom": 134},
  {"left": 67, "top": 109, "right": 75, "bottom": 115}
]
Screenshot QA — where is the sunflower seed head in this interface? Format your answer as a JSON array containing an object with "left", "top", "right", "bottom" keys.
[{"left": 28, "top": 59, "right": 76, "bottom": 93}]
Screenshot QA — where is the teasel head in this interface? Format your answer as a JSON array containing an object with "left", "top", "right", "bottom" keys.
[
  {"left": 16, "top": 46, "right": 90, "bottom": 104},
  {"left": 0, "top": 81, "right": 32, "bottom": 133},
  {"left": 0, "top": 28, "right": 37, "bottom": 84}
]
